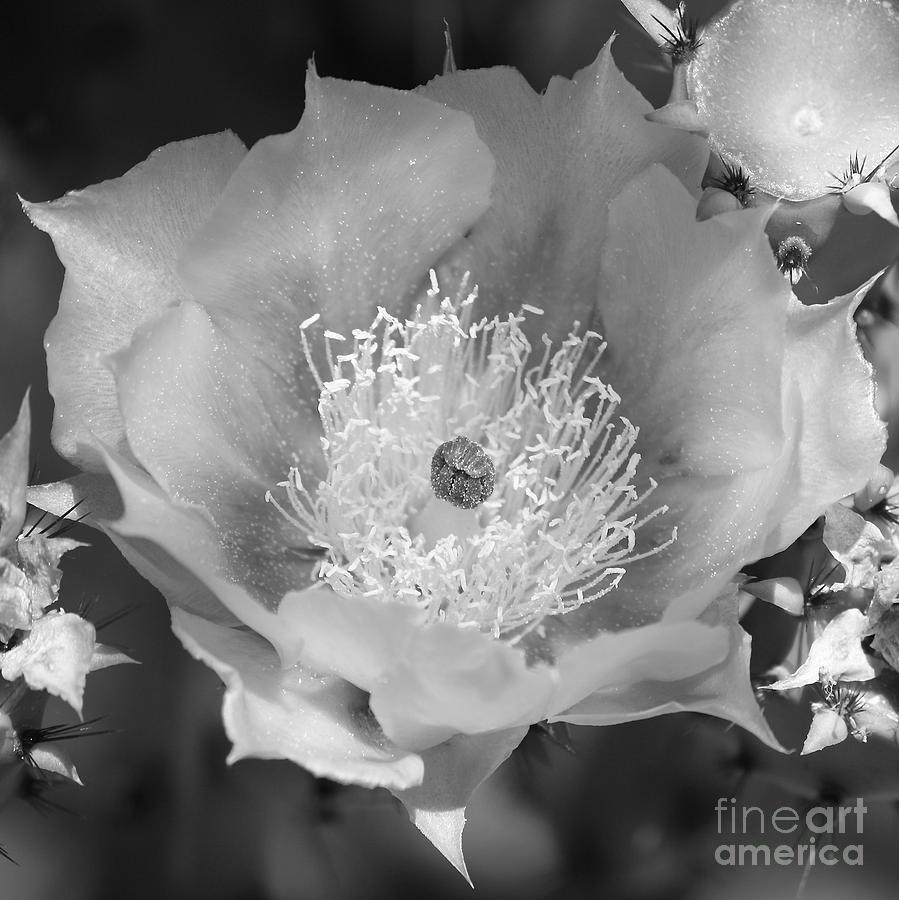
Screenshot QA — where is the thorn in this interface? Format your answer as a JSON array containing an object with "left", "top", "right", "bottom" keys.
[
  {"left": 38, "top": 499, "right": 85, "bottom": 534},
  {"left": 651, "top": 4, "right": 703, "bottom": 63},
  {"left": 44, "top": 511, "right": 90, "bottom": 538},
  {"left": 443, "top": 19, "right": 456, "bottom": 74},
  {"left": 23, "top": 508, "right": 50, "bottom": 537},
  {"left": 20, "top": 717, "right": 118, "bottom": 752},
  {"left": 94, "top": 605, "right": 138, "bottom": 631},
  {"left": 709, "top": 162, "right": 755, "bottom": 207}
]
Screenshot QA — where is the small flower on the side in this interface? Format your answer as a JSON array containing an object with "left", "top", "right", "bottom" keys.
[
  {"left": 765, "top": 608, "right": 875, "bottom": 692},
  {"left": 802, "top": 675, "right": 868, "bottom": 754},
  {"left": 823, "top": 501, "right": 893, "bottom": 589},
  {"left": 0, "top": 395, "right": 135, "bottom": 804}
]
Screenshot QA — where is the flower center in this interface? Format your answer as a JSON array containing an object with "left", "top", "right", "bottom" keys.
[
  {"left": 268, "top": 272, "right": 671, "bottom": 639},
  {"left": 430, "top": 436, "right": 496, "bottom": 509}
]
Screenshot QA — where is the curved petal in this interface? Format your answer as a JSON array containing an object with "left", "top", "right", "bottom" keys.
[
  {"left": 24, "top": 133, "right": 247, "bottom": 471},
  {"left": 172, "top": 609, "right": 424, "bottom": 791},
  {"left": 99, "top": 446, "right": 274, "bottom": 630},
  {"left": 843, "top": 182, "right": 899, "bottom": 228},
  {"left": 177, "top": 64, "right": 494, "bottom": 407},
  {"left": 551, "top": 616, "right": 730, "bottom": 715},
  {"left": 393, "top": 727, "right": 527, "bottom": 883},
  {"left": 29, "top": 464, "right": 240, "bottom": 627},
  {"left": 277, "top": 586, "right": 556, "bottom": 750},
  {"left": 557, "top": 587, "right": 783, "bottom": 750},
  {"left": 419, "top": 38, "right": 708, "bottom": 345},
  {"left": 598, "top": 164, "right": 787, "bottom": 478},
  {"left": 757, "top": 282, "right": 886, "bottom": 555},
  {"left": 587, "top": 165, "right": 884, "bottom": 625},
  {"left": 98, "top": 446, "right": 548, "bottom": 752},
  {"left": 24, "top": 473, "right": 244, "bottom": 624},
  {"left": 278, "top": 583, "right": 730, "bottom": 751},
  {"left": 110, "top": 301, "right": 322, "bottom": 613}
]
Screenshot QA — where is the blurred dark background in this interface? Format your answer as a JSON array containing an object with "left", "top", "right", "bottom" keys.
[{"left": 2, "top": 1, "right": 899, "bottom": 897}]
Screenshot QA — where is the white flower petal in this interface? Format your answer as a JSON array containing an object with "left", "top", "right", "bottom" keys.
[
  {"left": 801, "top": 705, "right": 849, "bottom": 755},
  {"left": 767, "top": 609, "right": 875, "bottom": 691},
  {"left": 843, "top": 182, "right": 899, "bottom": 227},
  {"left": 25, "top": 133, "right": 246, "bottom": 472},
  {"left": 393, "top": 727, "right": 527, "bottom": 883},
  {"left": 823, "top": 501, "right": 891, "bottom": 588},
  {"left": 172, "top": 609, "right": 424, "bottom": 791},
  {"left": 28, "top": 744, "right": 83, "bottom": 785},
  {"left": 0, "top": 612, "right": 95, "bottom": 713}
]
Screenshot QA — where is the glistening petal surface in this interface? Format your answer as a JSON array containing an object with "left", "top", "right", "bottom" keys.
[
  {"left": 420, "top": 39, "right": 708, "bottom": 345},
  {"left": 172, "top": 609, "right": 425, "bottom": 790},
  {"left": 394, "top": 727, "right": 527, "bottom": 883},
  {"left": 25, "top": 133, "right": 246, "bottom": 471}
]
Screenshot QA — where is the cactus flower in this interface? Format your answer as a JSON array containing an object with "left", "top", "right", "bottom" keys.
[
  {"left": 24, "top": 42, "right": 884, "bottom": 878},
  {"left": 0, "top": 395, "right": 134, "bottom": 834}
]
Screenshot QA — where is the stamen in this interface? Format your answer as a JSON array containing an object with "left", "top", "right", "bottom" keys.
[{"left": 269, "top": 273, "right": 673, "bottom": 638}]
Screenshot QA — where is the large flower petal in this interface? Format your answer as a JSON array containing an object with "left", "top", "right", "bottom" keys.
[
  {"left": 109, "top": 301, "right": 323, "bottom": 613},
  {"left": 557, "top": 586, "right": 783, "bottom": 750},
  {"left": 551, "top": 616, "right": 730, "bottom": 715},
  {"left": 177, "top": 65, "right": 494, "bottom": 406},
  {"left": 587, "top": 165, "right": 884, "bottom": 625},
  {"left": 277, "top": 586, "right": 557, "bottom": 751},
  {"left": 277, "top": 583, "right": 732, "bottom": 751},
  {"left": 98, "top": 445, "right": 281, "bottom": 633},
  {"left": 171, "top": 609, "right": 424, "bottom": 790},
  {"left": 419, "top": 38, "right": 708, "bottom": 345},
  {"left": 25, "top": 133, "right": 246, "bottom": 471},
  {"left": 598, "top": 164, "right": 786, "bottom": 478},
  {"left": 758, "top": 280, "right": 887, "bottom": 555},
  {"left": 26, "top": 474, "right": 238, "bottom": 624},
  {"left": 393, "top": 727, "right": 527, "bottom": 883}
]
